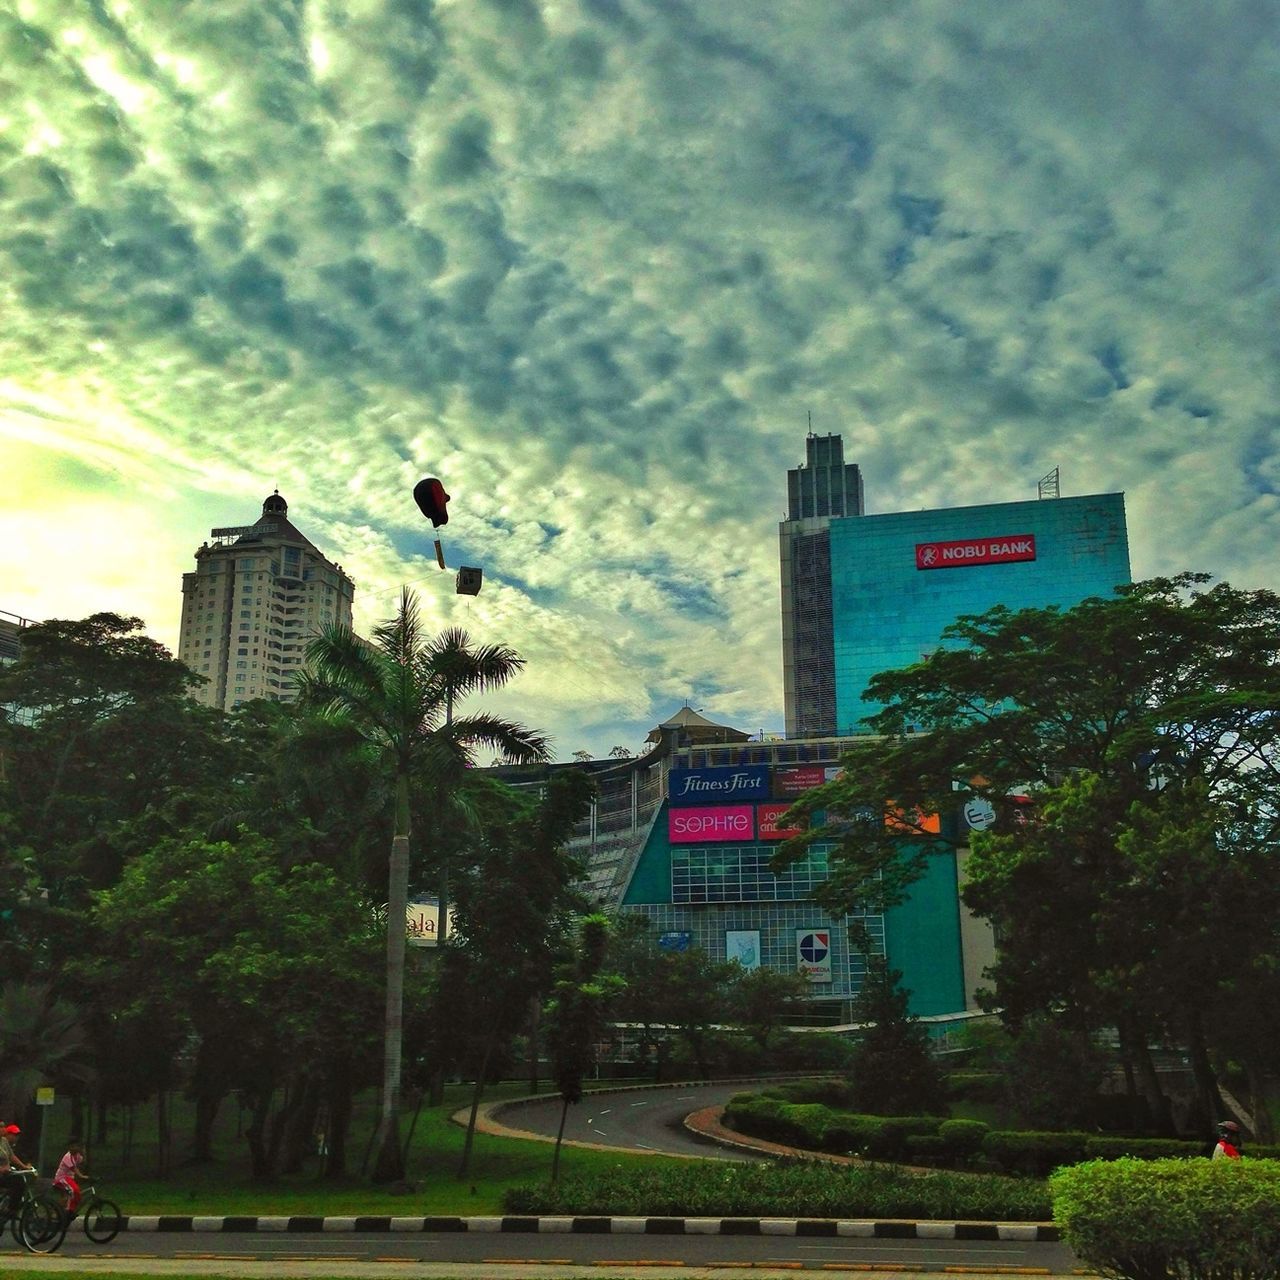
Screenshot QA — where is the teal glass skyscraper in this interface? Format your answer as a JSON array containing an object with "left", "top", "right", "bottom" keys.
[{"left": 780, "top": 436, "right": 1132, "bottom": 737}]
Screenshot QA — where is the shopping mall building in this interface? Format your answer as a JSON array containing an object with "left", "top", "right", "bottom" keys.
[{"left": 497, "top": 438, "right": 1133, "bottom": 1023}]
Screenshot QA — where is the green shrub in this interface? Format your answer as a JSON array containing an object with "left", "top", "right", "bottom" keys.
[
  {"left": 983, "top": 1130, "right": 1090, "bottom": 1177},
  {"left": 939, "top": 1118, "right": 990, "bottom": 1158},
  {"left": 507, "top": 1160, "right": 1051, "bottom": 1221},
  {"left": 905, "top": 1134, "right": 950, "bottom": 1162},
  {"left": 947, "top": 1071, "right": 1004, "bottom": 1103},
  {"left": 774, "top": 1079, "right": 857, "bottom": 1109},
  {"left": 724, "top": 1095, "right": 946, "bottom": 1160},
  {"left": 1082, "top": 1136, "right": 1204, "bottom": 1161},
  {"left": 1051, "top": 1158, "right": 1280, "bottom": 1280}
]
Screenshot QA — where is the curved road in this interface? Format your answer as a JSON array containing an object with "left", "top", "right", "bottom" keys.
[{"left": 496, "top": 1081, "right": 765, "bottom": 1161}]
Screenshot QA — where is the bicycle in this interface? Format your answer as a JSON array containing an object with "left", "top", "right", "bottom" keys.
[
  {"left": 60, "top": 1181, "right": 122, "bottom": 1244},
  {"left": 0, "top": 1169, "right": 67, "bottom": 1254}
]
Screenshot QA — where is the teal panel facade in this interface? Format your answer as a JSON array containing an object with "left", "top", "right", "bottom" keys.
[
  {"left": 883, "top": 849, "right": 966, "bottom": 1016},
  {"left": 830, "top": 492, "right": 1130, "bottom": 732},
  {"left": 621, "top": 801, "right": 964, "bottom": 1015}
]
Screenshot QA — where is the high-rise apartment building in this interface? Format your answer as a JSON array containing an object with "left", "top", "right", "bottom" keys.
[
  {"left": 178, "top": 492, "right": 355, "bottom": 711},
  {"left": 779, "top": 434, "right": 865, "bottom": 737}
]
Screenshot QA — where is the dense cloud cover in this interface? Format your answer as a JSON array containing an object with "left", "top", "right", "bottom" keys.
[{"left": 3, "top": 0, "right": 1278, "bottom": 755}]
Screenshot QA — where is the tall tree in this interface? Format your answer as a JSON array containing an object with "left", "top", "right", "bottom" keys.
[
  {"left": 846, "top": 957, "right": 946, "bottom": 1115},
  {"left": 0, "top": 613, "right": 228, "bottom": 901},
  {"left": 88, "top": 832, "right": 382, "bottom": 1177},
  {"left": 731, "top": 966, "right": 811, "bottom": 1054},
  {"left": 544, "top": 914, "right": 624, "bottom": 1181},
  {"left": 453, "top": 770, "right": 594, "bottom": 1177},
  {"left": 298, "top": 588, "right": 547, "bottom": 1183}
]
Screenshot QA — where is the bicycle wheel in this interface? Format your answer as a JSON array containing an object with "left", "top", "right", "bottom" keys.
[
  {"left": 83, "top": 1197, "right": 122, "bottom": 1243},
  {"left": 19, "top": 1196, "right": 67, "bottom": 1254}
]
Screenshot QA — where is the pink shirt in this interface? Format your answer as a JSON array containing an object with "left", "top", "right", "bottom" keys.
[{"left": 54, "top": 1151, "right": 83, "bottom": 1184}]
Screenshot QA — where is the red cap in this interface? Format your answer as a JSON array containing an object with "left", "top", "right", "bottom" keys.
[{"left": 4, "top": 1124, "right": 20, "bottom": 1134}]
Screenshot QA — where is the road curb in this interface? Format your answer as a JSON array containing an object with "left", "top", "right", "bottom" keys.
[{"left": 114, "top": 1215, "right": 1060, "bottom": 1241}]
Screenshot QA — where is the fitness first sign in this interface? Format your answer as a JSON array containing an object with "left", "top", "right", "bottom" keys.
[
  {"left": 915, "top": 534, "right": 1036, "bottom": 570},
  {"left": 668, "top": 764, "right": 771, "bottom": 806}
]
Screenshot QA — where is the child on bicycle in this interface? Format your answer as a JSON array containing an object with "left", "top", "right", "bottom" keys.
[{"left": 53, "top": 1138, "right": 89, "bottom": 1213}]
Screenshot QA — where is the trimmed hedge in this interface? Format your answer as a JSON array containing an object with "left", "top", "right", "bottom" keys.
[
  {"left": 982, "top": 1131, "right": 1090, "bottom": 1177},
  {"left": 507, "top": 1160, "right": 1051, "bottom": 1221},
  {"left": 1082, "top": 1136, "right": 1204, "bottom": 1161},
  {"left": 946, "top": 1070, "right": 1004, "bottom": 1103},
  {"left": 723, "top": 1096, "right": 943, "bottom": 1160},
  {"left": 1051, "top": 1158, "right": 1280, "bottom": 1280}
]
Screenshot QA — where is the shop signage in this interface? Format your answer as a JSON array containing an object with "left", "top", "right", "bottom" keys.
[
  {"left": 885, "top": 805, "right": 942, "bottom": 835},
  {"left": 669, "top": 764, "right": 771, "bottom": 806},
  {"left": 757, "top": 802, "right": 805, "bottom": 841},
  {"left": 406, "top": 898, "right": 459, "bottom": 947},
  {"left": 915, "top": 534, "right": 1036, "bottom": 570},
  {"left": 669, "top": 803, "right": 755, "bottom": 843},
  {"left": 774, "top": 765, "right": 825, "bottom": 796},
  {"left": 961, "top": 797, "right": 997, "bottom": 830},
  {"left": 726, "top": 930, "right": 761, "bottom": 970},
  {"left": 658, "top": 931, "right": 694, "bottom": 951},
  {"left": 796, "top": 930, "right": 833, "bottom": 983}
]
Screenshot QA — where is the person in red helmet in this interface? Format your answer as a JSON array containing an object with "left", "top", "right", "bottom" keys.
[
  {"left": 1213, "top": 1120, "right": 1243, "bottom": 1159},
  {"left": 0, "top": 1122, "right": 33, "bottom": 1215}
]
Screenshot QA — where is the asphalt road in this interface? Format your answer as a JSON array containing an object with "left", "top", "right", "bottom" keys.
[
  {"left": 35, "top": 1227, "right": 1081, "bottom": 1272},
  {"left": 497, "top": 1082, "right": 767, "bottom": 1160}
]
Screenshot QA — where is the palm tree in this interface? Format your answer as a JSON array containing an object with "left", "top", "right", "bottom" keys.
[{"left": 299, "top": 588, "right": 548, "bottom": 1182}]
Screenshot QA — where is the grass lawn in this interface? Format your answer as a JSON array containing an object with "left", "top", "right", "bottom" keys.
[{"left": 41, "top": 1082, "right": 688, "bottom": 1217}]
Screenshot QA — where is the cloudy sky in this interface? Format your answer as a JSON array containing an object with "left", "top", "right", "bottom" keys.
[{"left": 3, "top": 0, "right": 1278, "bottom": 757}]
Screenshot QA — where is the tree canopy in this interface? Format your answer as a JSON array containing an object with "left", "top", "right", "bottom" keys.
[{"left": 777, "top": 575, "right": 1280, "bottom": 1135}]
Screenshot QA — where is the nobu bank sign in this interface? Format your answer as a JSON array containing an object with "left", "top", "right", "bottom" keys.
[{"left": 916, "top": 534, "right": 1036, "bottom": 570}]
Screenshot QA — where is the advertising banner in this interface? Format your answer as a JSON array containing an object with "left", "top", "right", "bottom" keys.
[
  {"left": 796, "top": 930, "right": 833, "bottom": 983},
  {"left": 658, "top": 931, "right": 693, "bottom": 952},
  {"left": 757, "top": 802, "right": 805, "bottom": 841},
  {"left": 669, "top": 803, "right": 755, "bottom": 843},
  {"left": 885, "top": 805, "right": 942, "bottom": 835},
  {"left": 669, "top": 764, "right": 771, "bottom": 806},
  {"left": 774, "top": 764, "right": 842, "bottom": 797},
  {"left": 725, "top": 930, "right": 761, "bottom": 970},
  {"left": 915, "top": 534, "right": 1036, "bottom": 570},
  {"left": 406, "top": 898, "right": 459, "bottom": 947}
]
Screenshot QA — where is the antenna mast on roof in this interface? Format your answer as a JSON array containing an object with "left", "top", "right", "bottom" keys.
[{"left": 1038, "top": 467, "right": 1060, "bottom": 500}]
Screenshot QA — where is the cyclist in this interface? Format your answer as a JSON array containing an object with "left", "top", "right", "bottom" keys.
[
  {"left": 53, "top": 1138, "right": 89, "bottom": 1212},
  {"left": 0, "top": 1123, "right": 33, "bottom": 1215},
  {"left": 1213, "top": 1120, "right": 1243, "bottom": 1159}
]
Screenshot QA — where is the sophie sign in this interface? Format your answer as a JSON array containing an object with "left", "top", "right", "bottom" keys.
[
  {"left": 669, "top": 804, "right": 755, "bottom": 843},
  {"left": 915, "top": 534, "right": 1036, "bottom": 570}
]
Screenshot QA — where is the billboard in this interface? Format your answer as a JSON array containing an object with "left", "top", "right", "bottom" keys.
[
  {"left": 658, "top": 931, "right": 693, "bottom": 952},
  {"left": 757, "top": 802, "right": 805, "bottom": 841},
  {"left": 915, "top": 534, "right": 1036, "bottom": 571},
  {"left": 406, "top": 898, "right": 459, "bottom": 947},
  {"left": 885, "top": 805, "right": 942, "bottom": 835},
  {"left": 773, "top": 764, "right": 842, "bottom": 797},
  {"left": 668, "top": 804, "right": 755, "bottom": 843},
  {"left": 669, "top": 764, "right": 771, "bottom": 806},
  {"left": 725, "top": 930, "right": 761, "bottom": 970},
  {"left": 796, "top": 930, "right": 833, "bottom": 983}
]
